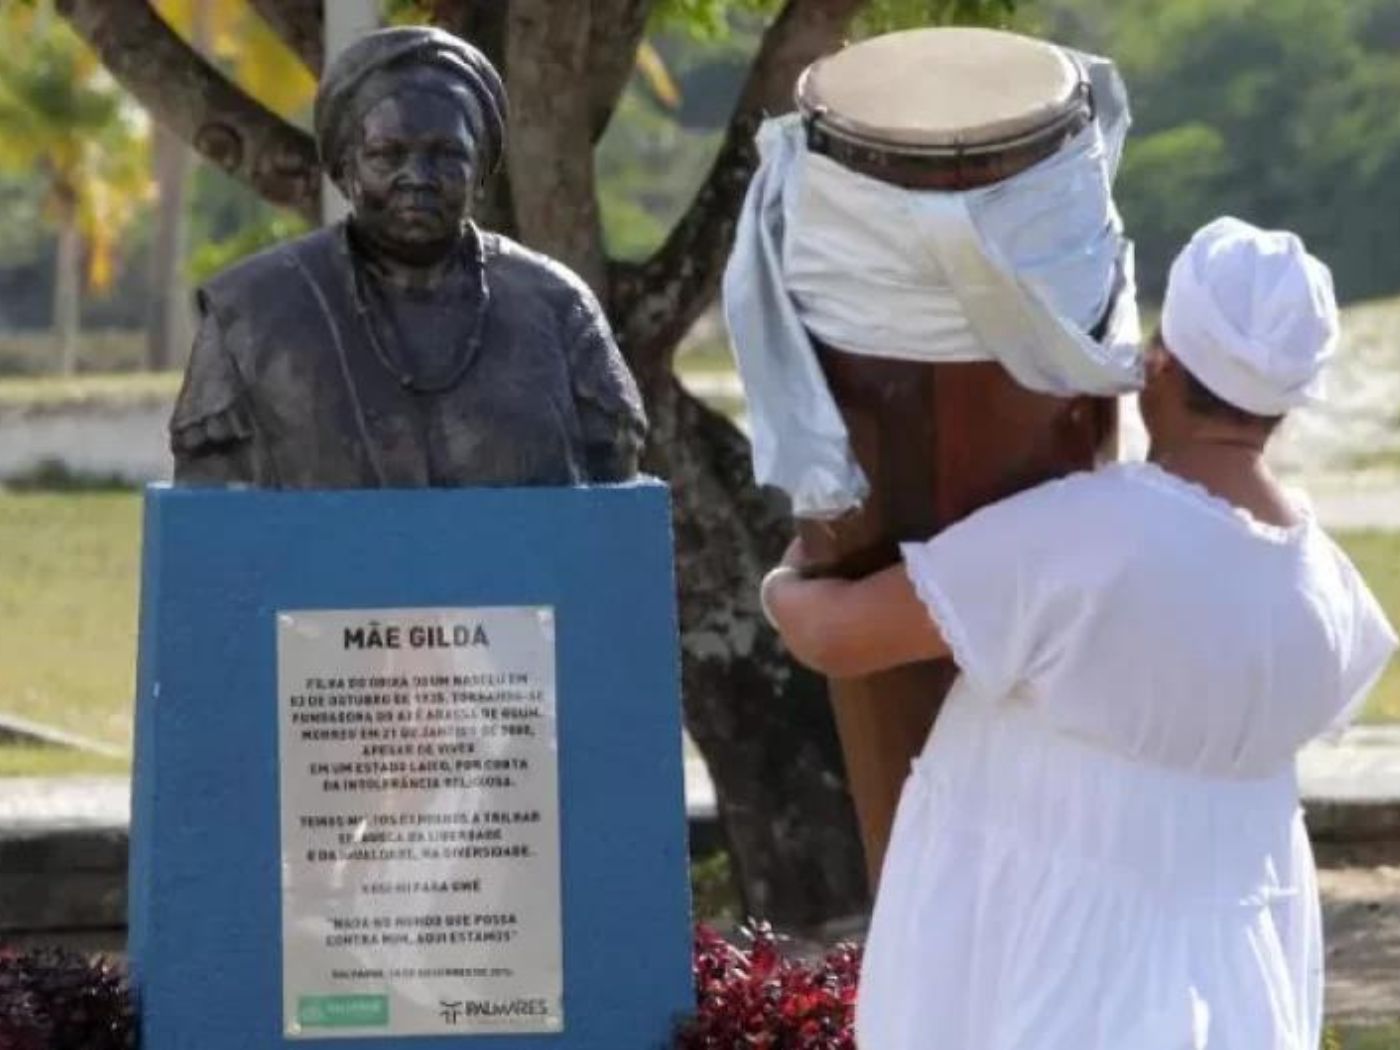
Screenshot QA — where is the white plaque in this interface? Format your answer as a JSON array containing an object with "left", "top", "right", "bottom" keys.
[{"left": 277, "top": 606, "right": 562, "bottom": 1038}]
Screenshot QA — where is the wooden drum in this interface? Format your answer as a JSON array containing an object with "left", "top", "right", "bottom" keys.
[{"left": 793, "top": 28, "right": 1121, "bottom": 884}]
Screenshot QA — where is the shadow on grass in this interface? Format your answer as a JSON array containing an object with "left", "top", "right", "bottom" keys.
[
  {"left": 1, "top": 459, "right": 137, "bottom": 493},
  {"left": 1330, "top": 1025, "right": 1400, "bottom": 1049}
]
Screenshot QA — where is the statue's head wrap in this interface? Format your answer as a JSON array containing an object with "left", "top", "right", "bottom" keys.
[{"left": 315, "top": 26, "right": 508, "bottom": 187}]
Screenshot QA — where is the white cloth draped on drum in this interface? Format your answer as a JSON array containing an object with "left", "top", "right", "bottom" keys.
[{"left": 722, "top": 50, "right": 1143, "bottom": 519}]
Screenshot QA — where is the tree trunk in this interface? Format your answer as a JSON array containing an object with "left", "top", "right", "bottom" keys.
[
  {"left": 505, "top": 1, "right": 606, "bottom": 293},
  {"left": 603, "top": 0, "right": 876, "bottom": 926},
  {"left": 651, "top": 379, "right": 870, "bottom": 926},
  {"left": 145, "top": 121, "right": 192, "bottom": 371},
  {"left": 430, "top": 0, "right": 517, "bottom": 237},
  {"left": 494, "top": 0, "right": 873, "bottom": 927},
  {"left": 145, "top": 0, "right": 214, "bottom": 371},
  {"left": 587, "top": 0, "right": 652, "bottom": 141},
  {"left": 53, "top": 197, "right": 82, "bottom": 375}
]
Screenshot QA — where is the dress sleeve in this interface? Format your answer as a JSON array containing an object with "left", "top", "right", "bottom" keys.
[
  {"left": 168, "top": 304, "right": 257, "bottom": 486},
  {"left": 562, "top": 288, "right": 648, "bottom": 483},
  {"left": 900, "top": 482, "right": 1081, "bottom": 698},
  {"left": 1327, "top": 562, "right": 1398, "bottom": 732}
]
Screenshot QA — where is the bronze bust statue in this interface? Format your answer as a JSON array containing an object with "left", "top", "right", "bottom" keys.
[{"left": 170, "top": 26, "right": 646, "bottom": 488}]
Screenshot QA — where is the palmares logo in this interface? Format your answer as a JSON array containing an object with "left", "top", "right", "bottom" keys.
[
  {"left": 297, "top": 994, "right": 389, "bottom": 1028},
  {"left": 439, "top": 997, "right": 551, "bottom": 1025}
]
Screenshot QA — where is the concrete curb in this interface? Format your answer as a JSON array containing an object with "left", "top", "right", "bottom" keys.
[
  {"left": 5, "top": 765, "right": 1400, "bottom": 948},
  {"left": 0, "top": 824, "right": 127, "bottom": 947}
]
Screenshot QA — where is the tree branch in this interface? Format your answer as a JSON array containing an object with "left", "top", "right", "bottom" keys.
[
  {"left": 610, "top": 0, "right": 866, "bottom": 381},
  {"left": 589, "top": 0, "right": 652, "bottom": 142},
  {"left": 56, "top": 0, "right": 320, "bottom": 222},
  {"left": 427, "top": 0, "right": 506, "bottom": 56},
  {"left": 247, "top": 0, "right": 324, "bottom": 75}
]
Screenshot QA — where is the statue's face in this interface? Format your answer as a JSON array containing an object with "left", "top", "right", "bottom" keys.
[{"left": 346, "top": 87, "right": 480, "bottom": 265}]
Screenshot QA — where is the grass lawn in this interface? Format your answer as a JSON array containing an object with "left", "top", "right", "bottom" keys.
[
  {"left": 0, "top": 744, "right": 128, "bottom": 776},
  {"left": 0, "top": 495, "right": 1399, "bottom": 777},
  {"left": 1335, "top": 531, "right": 1400, "bottom": 721},
  {"left": 0, "top": 492, "right": 140, "bottom": 755},
  {"left": 1333, "top": 1026, "right": 1400, "bottom": 1049}
]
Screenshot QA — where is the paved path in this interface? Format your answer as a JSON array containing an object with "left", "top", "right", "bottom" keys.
[
  {"left": 1300, "top": 728, "right": 1400, "bottom": 801},
  {"left": 1292, "top": 477, "right": 1400, "bottom": 532},
  {"left": 1321, "top": 865, "right": 1400, "bottom": 1025},
  {"left": 0, "top": 776, "right": 129, "bottom": 829}
]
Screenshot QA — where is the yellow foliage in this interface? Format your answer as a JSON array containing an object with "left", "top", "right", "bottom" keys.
[
  {"left": 82, "top": 127, "right": 152, "bottom": 291},
  {"left": 636, "top": 40, "right": 682, "bottom": 110},
  {"left": 0, "top": 0, "right": 151, "bottom": 292},
  {"left": 0, "top": 0, "right": 321, "bottom": 301},
  {"left": 153, "top": 0, "right": 315, "bottom": 119}
]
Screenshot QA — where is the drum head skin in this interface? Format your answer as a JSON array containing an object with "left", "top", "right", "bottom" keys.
[{"left": 798, "top": 27, "right": 1083, "bottom": 150}]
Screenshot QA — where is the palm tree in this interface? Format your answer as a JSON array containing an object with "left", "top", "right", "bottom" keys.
[{"left": 0, "top": 0, "right": 149, "bottom": 373}]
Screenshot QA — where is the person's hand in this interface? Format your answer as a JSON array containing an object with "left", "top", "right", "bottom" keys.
[
  {"left": 778, "top": 535, "right": 812, "bottom": 573},
  {"left": 762, "top": 536, "right": 811, "bottom": 629}
]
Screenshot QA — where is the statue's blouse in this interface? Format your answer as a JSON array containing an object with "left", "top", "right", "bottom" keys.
[{"left": 170, "top": 223, "right": 646, "bottom": 489}]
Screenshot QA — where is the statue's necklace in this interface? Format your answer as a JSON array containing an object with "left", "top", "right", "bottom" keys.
[{"left": 349, "top": 226, "right": 491, "bottom": 394}]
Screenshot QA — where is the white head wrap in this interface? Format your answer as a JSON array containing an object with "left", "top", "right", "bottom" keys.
[{"left": 1161, "top": 216, "right": 1339, "bottom": 416}]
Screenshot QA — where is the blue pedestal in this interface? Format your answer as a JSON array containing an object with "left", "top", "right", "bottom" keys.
[{"left": 131, "top": 482, "right": 693, "bottom": 1048}]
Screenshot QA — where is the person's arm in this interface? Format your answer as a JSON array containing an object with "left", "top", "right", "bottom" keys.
[
  {"left": 763, "top": 478, "right": 1086, "bottom": 694},
  {"left": 762, "top": 541, "right": 950, "bottom": 678}
]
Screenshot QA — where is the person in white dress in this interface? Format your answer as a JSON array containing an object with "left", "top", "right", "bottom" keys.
[{"left": 762, "top": 216, "right": 1398, "bottom": 1050}]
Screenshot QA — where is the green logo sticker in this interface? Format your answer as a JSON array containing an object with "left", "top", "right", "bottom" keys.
[{"left": 297, "top": 995, "right": 390, "bottom": 1028}]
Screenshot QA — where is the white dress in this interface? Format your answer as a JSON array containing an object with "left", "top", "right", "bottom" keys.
[{"left": 856, "top": 462, "right": 1397, "bottom": 1050}]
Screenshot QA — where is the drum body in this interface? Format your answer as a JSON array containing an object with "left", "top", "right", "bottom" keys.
[{"left": 792, "top": 28, "right": 1121, "bottom": 884}]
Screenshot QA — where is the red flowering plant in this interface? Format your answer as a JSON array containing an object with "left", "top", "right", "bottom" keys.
[
  {"left": 677, "top": 922, "right": 862, "bottom": 1049},
  {"left": 0, "top": 929, "right": 861, "bottom": 1049}
]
